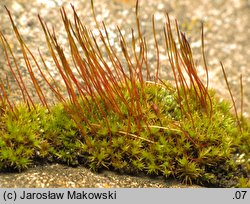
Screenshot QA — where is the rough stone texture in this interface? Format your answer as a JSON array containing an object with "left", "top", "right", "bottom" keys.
[
  {"left": 0, "top": 0, "right": 249, "bottom": 187},
  {"left": 0, "top": 164, "right": 202, "bottom": 188}
]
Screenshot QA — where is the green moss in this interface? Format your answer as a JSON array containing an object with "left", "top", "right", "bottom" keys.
[{"left": 0, "top": 83, "right": 249, "bottom": 186}]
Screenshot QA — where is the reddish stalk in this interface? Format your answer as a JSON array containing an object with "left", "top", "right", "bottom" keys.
[
  {"left": 240, "top": 74, "right": 243, "bottom": 121},
  {"left": 0, "top": 79, "right": 16, "bottom": 117},
  {"left": 163, "top": 13, "right": 213, "bottom": 126},
  {"left": 152, "top": 15, "right": 160, "bottom": 82},
  {"left": 6, "top": 7, "right": 49, "bottom": 110},
  {"left": 201, "top": 22, "right": 209, "bottom": 90},
  {"left": 220, "top": 62, "right": 242, "bottom": 132},
  {"left": 164, "top": 19, "right": 193, "bottom": 125},
  {"left": 0, "top": 31, "right": 34, "bottom": 110}
]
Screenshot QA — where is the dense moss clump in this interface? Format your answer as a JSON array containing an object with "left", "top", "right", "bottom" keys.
[
  {"left": 0, "top": 82, "right": 249, "bottom": 187},
  {"left": 0, "top": 1, "right": 249, "bottom": 187}
]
